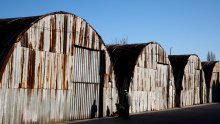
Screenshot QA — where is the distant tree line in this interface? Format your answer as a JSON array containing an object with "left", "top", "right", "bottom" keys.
[
  {"left": 207, "top": 51, "right": 216, "bottom": 61},
  {"left": 111, "top": 37, "right": 128, "bottom": 44}
]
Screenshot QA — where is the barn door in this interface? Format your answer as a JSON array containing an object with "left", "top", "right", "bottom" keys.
[{"left": 72, "top": 46, "right": 104, "bottom": 119}]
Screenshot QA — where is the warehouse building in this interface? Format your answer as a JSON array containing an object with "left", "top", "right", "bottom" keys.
[
  {"left": 0, "top": 11, "right": 117, "bottom": 123},
  {"left": 169, "top": 55, "right": 207, "bottom": 107},
  {"left": 202, "top": 61, "right": 220, "bottom": 103},
  {"left": 107, "top": 42, "right": 175, "bottom": 114}
]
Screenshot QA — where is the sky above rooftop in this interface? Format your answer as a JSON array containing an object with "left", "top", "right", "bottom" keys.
[{"left": 1, "top": 0, "right": 220, "bottom": 61}]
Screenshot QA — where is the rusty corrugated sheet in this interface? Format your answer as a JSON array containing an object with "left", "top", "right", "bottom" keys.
[
  {"left": 169, "top": 54, "right": 207, "bottom": 107},
  {"left": 0, "top": 11, "right": 118, "bottom": 123},
  {"left": 202, "top": 61, "right": 220, "bottom": 102},
  {"left": 0, "top": 16, "right": 39, "bottom": 75},
  {"left": 107, "top": 42, "right": 175, "bottom": 114}
]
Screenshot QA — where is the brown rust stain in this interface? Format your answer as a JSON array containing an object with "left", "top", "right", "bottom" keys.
[
  {"left": 98, "top": 38, "right": 102, "bottom": 50},
  {"left": 50, "top": 16, "right": 57, "bottom": 52},
  {"left": 151, "top": 48, "right": 153, "bottom": 67},
  {"left": 91, "top": 31, "right": 95, "bottom": 49},
  {"left": 144, "top": 51, "right": 147, "bottom": 68},
  {"left": 20, "top": 33, "right": 29, "bottom": 47},
  {"left": 20, "top": 48, "right": 25, "bottom": 88},
  {"left": 59, "top": 27, "right": 62, "bottom": 53},
  {"left": 71, "top": 16, "right": 77, "bottom": 55},
  {"left": 63, "top": 15, "right": 68, "bottom": 54},
  {"left": 79, "top": 21, "right": 84, "bottom": 46},
  {"left": 27, "top": 34, "right": 33, "bottom": 49},
  {"left": 84, "top": 23, "right": 88, "bottom": 47},
  {"left": 27, "top": 49, "right": 36, "bottom": 89},
  {"left": 45, "top": 53, "right": 49, "bottom": 88},
  {"left": 7, "top": 52, "right": 13, "bottom": 88},
  {"left": 63, "top": 54, "right": 67, "bottom": 90},
  {"left": 37, "top": 53, "right": 43, "bottom": 89},
  {"left": 39, "top": 28, "right": 44, "bottom": 51},
  {"left": 47, "top": 54, "right": 52, "bottom": 89}
]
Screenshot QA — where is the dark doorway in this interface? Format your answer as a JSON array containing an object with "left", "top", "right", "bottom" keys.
[{"left": 99, "top": 51, "right": 105, "bottom": 117}]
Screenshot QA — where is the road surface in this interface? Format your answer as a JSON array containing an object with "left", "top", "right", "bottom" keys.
[{"left": 62, "top": 103, "right": 220, "bottom": 124}]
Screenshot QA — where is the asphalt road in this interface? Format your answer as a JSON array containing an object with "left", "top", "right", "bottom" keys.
[{"left": 63, "top": 103, "right": 220, "bottom": 124}]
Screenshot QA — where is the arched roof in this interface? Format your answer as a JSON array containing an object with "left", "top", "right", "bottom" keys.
[
  {"left": 168, "top": 54, "right": 201, "bottom": 90},
  {"left": 0, "top": 11, "right": 105, "bottom": 72},
  {"left": 202, "top": 61, "right": 218, "bottom": 72},
  {"left": 107, "top": 41, "right": 164, "bottom": 89},
  {"left": 168, "top": 55, "right": 191, "bottom": 73},
  {"left": 202, "top": 61, "right": 219, "bottom": 85},
  {"left": 168, "top": 54, "right": 200, "bottom": 71},
  {"left": 0, "top": 16, "right": 38, "bottom": 68}
]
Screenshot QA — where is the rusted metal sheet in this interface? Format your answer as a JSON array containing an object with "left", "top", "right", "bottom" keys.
[
  {"left": 107, "top": 42, "right": 175, "bottom": 114},
  {"left": 0, "top": 11, "right": 117, "bottom": 123},
  {"left": 1, "top": 41, "right": 103, "bottom": 90},
  {"left": 169, "top": 55, "right": 207, "bottom": 107},
  {"left": 202, "top": 61, "right": 220, "bottom": 103},
  {"left": 0, "top": 88, "right": 100, "bottom": 123},
  {"left": 130, "top": 43, "right": 175, "bottom": 112}
]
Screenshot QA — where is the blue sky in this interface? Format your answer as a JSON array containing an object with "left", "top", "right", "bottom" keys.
[{"left": 1, "top": 0, "right": 220, "bottom": 61}]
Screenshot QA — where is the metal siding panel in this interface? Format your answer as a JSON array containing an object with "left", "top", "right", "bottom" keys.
[
  {"left": 22, "top": 48, "right": 29, "bottom": 88},
  {"left": 81, "top": 21, "right": 86, "bottom": 47},
  {"left": 44, "top": 52, "right": 48, "bottom": 89},
  {"left": 57, "top": 54, "right": 62, "bottom": 89},
  {"left": 67, "top": 16, "right": 72, "bottom": 55},
  {"left": 130, "top": 43, "right": 174, "bottom": 113},
  {"left": 0, "top": 13, "right": 114, "bottom": 123},
  {"left": 75, "top": 17, "right": 80, "bottom": 46},
  {"left": 88, "top": 27, "right": 92, "bottom": 48},
  {"left": 178, "top": 55, "right": 206, "bottom": 107}
]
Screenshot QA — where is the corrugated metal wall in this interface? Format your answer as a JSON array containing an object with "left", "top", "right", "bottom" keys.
[
  {"left": 210, "top": 62, "right": 220, "bottom": 102},
  {"left": 0, "top": 12, "right": 117, "bottom": 123},
  {"left": 202, "top": 61, "right": 220, "bottom": 103},
  {"left": 1, "top": 11, "right": 217, "bottom": 123},
  {"left": 129, "top": 43, "right": 175, "bottom": 113},
  {"left": 172, "top": 55, "right": 206, "bottom": 107}
]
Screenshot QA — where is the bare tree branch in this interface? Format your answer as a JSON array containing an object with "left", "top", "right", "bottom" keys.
[
  {"left": 110, "top": 37, "right": 128, "bottom": 44},
  {"left": 207, "top": 51, "right": 216, "bottom": 61}
]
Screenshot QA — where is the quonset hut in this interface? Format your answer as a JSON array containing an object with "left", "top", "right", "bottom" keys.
[
  {"left": 202, "top": 61, "right": 220, "bottom": 103},
  {"left": 0, "top": 11, "right": 117, "bottom": 123},
  {"left": 169, "top": 55, "right": 206, "bottom": 107},
  {"left": 107, "top": 42, "right": 175, "bottom": 114}
]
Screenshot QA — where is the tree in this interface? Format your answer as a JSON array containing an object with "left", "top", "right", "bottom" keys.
[
  {"left": 207, "top": 51, "right": 216, "bottom": 61},
  {"left": 111, "top": 37, "right": 128, "bottom": 44}
]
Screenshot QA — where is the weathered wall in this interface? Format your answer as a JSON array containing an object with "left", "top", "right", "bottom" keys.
[
  {"left": 202, "top": 61, "right": 220, "bottom": 103},
  {"left": 169, "top": 55, "right": 206, "bottom": 107},
  {"left": 129, "top": 43, "right": 175, "bottom": 113},
  {"left": 0, "top": 12, "right": 117, "bottom": 123},
  {"left": 107, "top": 42, "right": 175, "bottom": 115}
]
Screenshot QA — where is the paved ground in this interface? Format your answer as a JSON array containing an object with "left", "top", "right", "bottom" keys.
[{"left": 62, "top": 103, "right": 220, "bottom": 124}]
